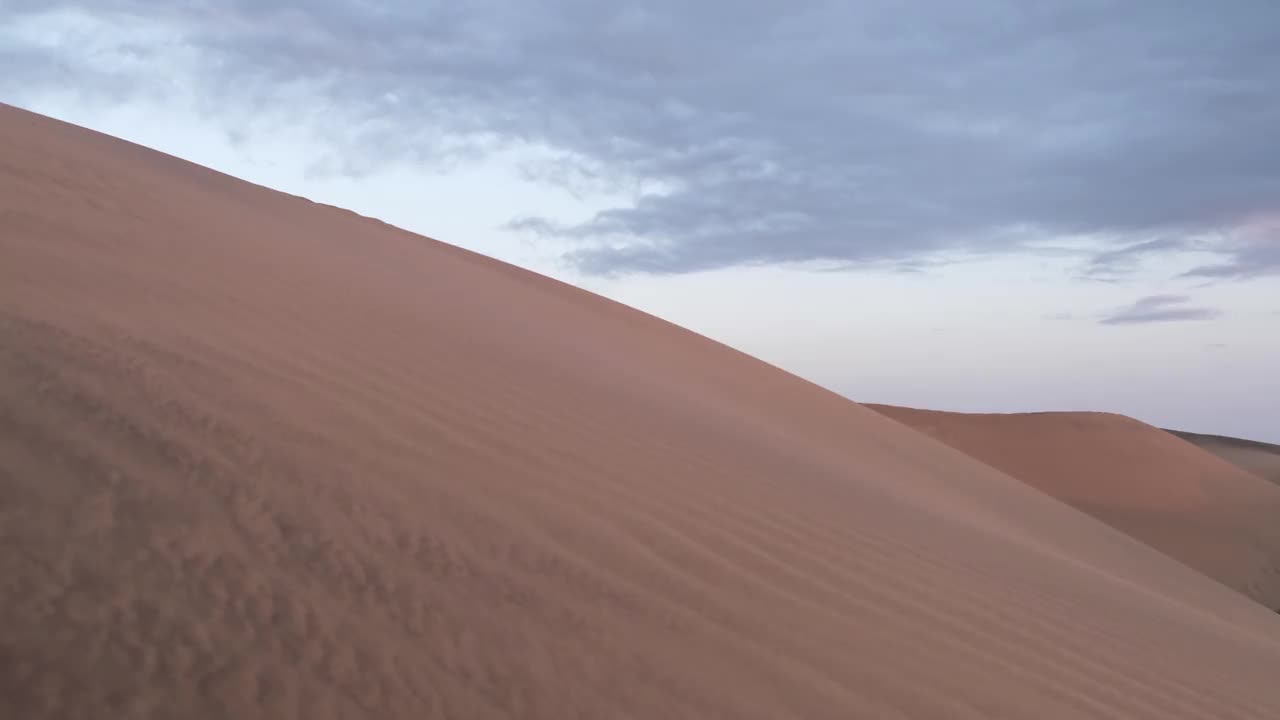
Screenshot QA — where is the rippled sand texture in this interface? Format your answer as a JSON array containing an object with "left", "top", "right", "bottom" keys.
[{"left": 4, "top": 103, "right": 1280, "bottom": 719}]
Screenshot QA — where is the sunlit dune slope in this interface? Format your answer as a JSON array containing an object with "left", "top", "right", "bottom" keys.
[
  {"left": 4, "top": 103, "right": 1280, "bottom": 719},
  {"left": 868, "top": 404, "right": 1280, "bottom": 609},
  {"left": 1168, "top": 429, "right": 1280, "bottom": 488}
]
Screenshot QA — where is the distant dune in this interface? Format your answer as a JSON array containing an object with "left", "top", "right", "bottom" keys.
[
  {"left": 4, "top": 102, "right": 1280, "bottom": 719},
  {"left": 1168, "top": 430, "right": 1280, "bottom": 488},
  {"left": 868, "top": 405, "right": 1280, "bottom": 609}
]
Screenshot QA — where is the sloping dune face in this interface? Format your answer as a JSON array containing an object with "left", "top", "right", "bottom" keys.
[
  {"left": 1169, "top": 430, "right": 1280, "bottom": 488},
  {"left": 869, "top": 405, "right": 1280, "bottom": 609},
  {"left": 4, "top": 103, "right": 1280, "bottom": 719}
]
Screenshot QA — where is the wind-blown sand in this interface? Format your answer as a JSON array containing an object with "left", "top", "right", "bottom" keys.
[
  {"left": 868, "top": 405, "right": 1280, "bottom": 609},
  {"left": 4, "top": 102, "right": 1280, "bottom": 718},
  {"left": 1168, "top": 430, "right": 1280, "bottom": 488}
]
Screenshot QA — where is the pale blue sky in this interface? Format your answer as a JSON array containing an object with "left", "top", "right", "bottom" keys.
[{"left": 4, "top": 2, "right": 1278, "bottom": 441}]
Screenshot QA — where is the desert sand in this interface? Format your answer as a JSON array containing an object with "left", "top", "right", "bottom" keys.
[
  {"left": 867, "top": 405, "right": 1280, "bottom": 610},
  {"left": 3, "top": 102, "right": 1280, "bottom": 718},
  {"left": 1169, "top": 430, "right": 1280, "bottom": 488}
]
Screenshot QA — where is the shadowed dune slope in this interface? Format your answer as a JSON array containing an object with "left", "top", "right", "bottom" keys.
[
  {"left": 1168, "top": 430, "right": 1280, "bottom": 488},
  {"left": 868, "top": 405, "right": 1280, "bottom": 609},
  {"left": 4, "top": 102, "right": 1280, "bottom": 719}
]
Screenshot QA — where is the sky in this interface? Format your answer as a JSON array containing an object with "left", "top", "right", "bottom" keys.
[{"left": 3, "top": 1, "right": 1278, "bottom": 441}]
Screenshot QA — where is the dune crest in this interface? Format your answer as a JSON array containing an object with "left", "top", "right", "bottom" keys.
[
  {"left": 868, "top": 405, "right": 1280, "bottom": 609},
  {"left": 4, "top": 103, "right": 1280, "bottom": 718}
]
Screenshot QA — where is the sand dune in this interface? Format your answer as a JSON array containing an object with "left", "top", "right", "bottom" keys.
[
  {"left": 1168, "top": 430, "right": 1280, "bottom": 488},
  {"left": 868, "top": 405, "right": 1280, "bottom": 609},
  {"left": 4, "top": 102, "right": 1280, "bottom": 719}
]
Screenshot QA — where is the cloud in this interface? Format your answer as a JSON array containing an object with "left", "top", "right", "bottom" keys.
[
  {"left": 1099, "top": 294, "right": 1222, "bottom": 325},
  {"left": 1184, "top": 217, "right": 1280, "bottom": 279},
  {"left": 1081, "top": 237, "right": 1194, "bottom": 280},
  {"left": 5, "top": 1, "right": 1280, "bottom": 275}
]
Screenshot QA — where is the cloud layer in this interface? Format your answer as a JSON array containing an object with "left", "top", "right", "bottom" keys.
[
  {"left": 5, "top": 1, "right": 1279, "bottom": 275},
  {"left": 1100, "top": 295, "right": 1222, "bottom": 325}
]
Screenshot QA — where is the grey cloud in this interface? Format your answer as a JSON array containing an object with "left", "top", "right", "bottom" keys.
[
  {"left": 1082, "top": 237, "right": 1193, "bottom": 280},
  {"left": 1185, "top": 231, "right": 1280, "bottom": 279},
  {"left": 5, "top": 1, "right": 1280, "bottom": 275},
  {"left": 1099, "top": 294, "right": 1222, "bottom": 325}
]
